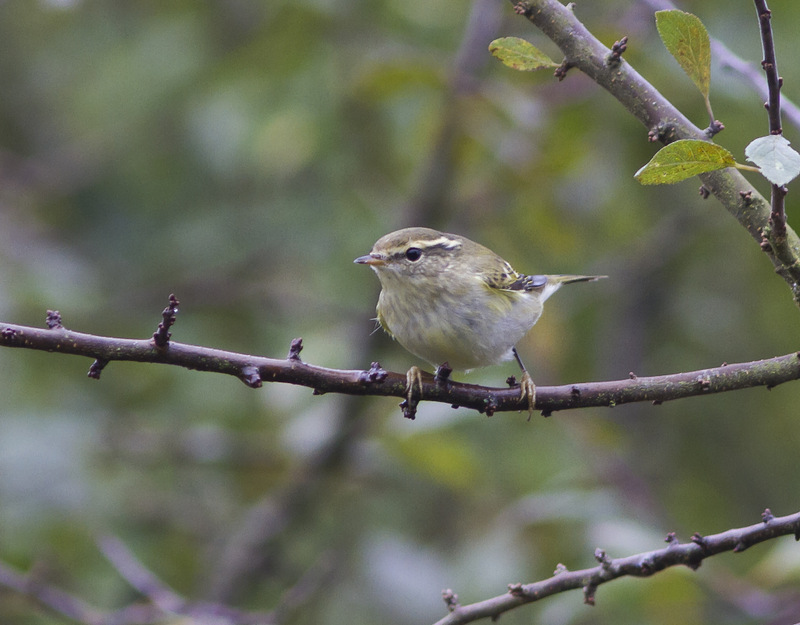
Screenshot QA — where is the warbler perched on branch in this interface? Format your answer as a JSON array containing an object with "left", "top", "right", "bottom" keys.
[{"left": 355, "top": 227, "right": 604, "bottom": 415}]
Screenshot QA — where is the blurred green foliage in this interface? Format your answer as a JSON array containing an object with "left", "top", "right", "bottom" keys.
[{"left": 1, "top": 1, "right": 800, "bottom": 624}]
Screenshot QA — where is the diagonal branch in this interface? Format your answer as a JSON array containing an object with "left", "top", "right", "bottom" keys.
[
  {"left": 97, "top": 536, "right": 277, "bottom": 625},
  {"left": 509, "top": 0, "right": 800, "bottom": 302},
  {"left": 3, "top": 317, "right": 800, "bottom": 418},
  {"left": 98, "top": 536, "right": 188, "bottom": 615},
  {"left": 433, "top": 508, "right": 800, "bottom": 625}
]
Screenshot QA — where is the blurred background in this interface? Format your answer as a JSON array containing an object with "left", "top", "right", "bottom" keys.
[{"left": 1, "top": 0, "right": 800, "bottom": 623}]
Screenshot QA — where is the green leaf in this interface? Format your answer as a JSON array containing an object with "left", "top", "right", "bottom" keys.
[
  {"left": 488, "top": 37, "right": 558, "bottom": 72},
  {"left": 745, "top": 135, "right": 800, "bottom": 186},
  {"left": 635, "top": 139, "right": 735, "bottom": 185},
  {"left": 655, "top": 10, "right": 711, "bottom": 98}
]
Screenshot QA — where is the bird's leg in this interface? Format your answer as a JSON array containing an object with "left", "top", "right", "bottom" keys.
[
  {"left": 401, "top": 365, "right": 424, "bottom": 420},
  {"left": 512, "top": 347, "right": 535, "bottom": 419}
]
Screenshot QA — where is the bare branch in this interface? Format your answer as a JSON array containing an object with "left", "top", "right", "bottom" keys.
[
  {"left": 3, "top": 318, "right": 800, "bottom": 417},
  {"left": 432, "top": 509, "right": 800, "bottom": 625}
]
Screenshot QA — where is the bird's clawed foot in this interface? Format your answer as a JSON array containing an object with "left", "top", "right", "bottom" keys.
[
  {"left": 400, "top": 363, "right": 451, "bottom": 419},
  {"left": 511, "top": 347, "right": 536, "bottom": 420},
  {"left": 400, "top": 365, "right": 424, "bottom": 420},
  {"left": 519, "top": 370, "right": 536, "bottom": 420}
]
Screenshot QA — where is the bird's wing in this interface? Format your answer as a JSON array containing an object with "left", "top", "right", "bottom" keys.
[{"left": 482, "top": 261, "right": 547, "bottom": 293}]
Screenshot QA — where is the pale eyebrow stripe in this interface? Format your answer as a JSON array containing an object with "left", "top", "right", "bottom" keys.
[{"left": 418, "top": 236, "right": 462, "bottom": 251}]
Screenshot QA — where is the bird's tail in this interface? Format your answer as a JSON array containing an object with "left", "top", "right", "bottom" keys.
[
  {"left": 540, "top": 274, "right": 606, "bottom": 302},
  {"left": 550, "top": 274, "right": 607, "bottom": 285}
]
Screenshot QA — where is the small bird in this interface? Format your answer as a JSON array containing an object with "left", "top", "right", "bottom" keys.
[{"left": 354, "top": 227, "right": 604, "bottom": 415}]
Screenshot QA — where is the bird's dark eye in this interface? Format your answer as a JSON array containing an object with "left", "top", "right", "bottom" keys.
[{"left": 405, "top": 247, "right": 422, "bottom": 262}]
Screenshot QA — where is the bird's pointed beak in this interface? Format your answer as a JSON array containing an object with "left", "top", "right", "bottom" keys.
[{"left": 354, "top": 253, "right": 386, "bottom": 266}]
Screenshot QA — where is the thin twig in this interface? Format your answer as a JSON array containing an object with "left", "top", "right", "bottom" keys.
[
  {"left": 753, "top": 0, "right": 789, "bottom": 250},
  {"left": 152, "top": 294, "right": 179, "bottom": 348},
  {"left": 754, "top": 1, "right": 782, "bottom": 135},
  {"left": 432, "top": 508, "right": 800, "bottom": 625}
]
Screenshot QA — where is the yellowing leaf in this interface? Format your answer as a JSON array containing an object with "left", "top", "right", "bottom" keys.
[
  {"left": 488, "top": 37, "right": 558, "bottom": 72},
  {"left": 655, "top": 10, "right": 711, "bottom": 98},
  {"left": 635, "top": 139, "right": 735, "bottom": 185},
  {"left": 745, "top": 135, "right": 800, "bottom": 186}
]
